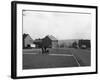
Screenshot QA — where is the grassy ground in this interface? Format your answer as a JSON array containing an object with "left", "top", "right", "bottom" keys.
[
  {"left": 23, "top": 48, "right": 90, "bottom": 69},
  {"left": 69, "top": 48, "right": 91, "bottom": 66}
]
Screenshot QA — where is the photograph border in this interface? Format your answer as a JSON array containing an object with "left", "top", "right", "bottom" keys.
[{"left": 11, "top": 1, "right": 98, "bottom": 79}]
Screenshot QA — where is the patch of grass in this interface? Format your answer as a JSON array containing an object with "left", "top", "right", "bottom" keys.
[
  {"left": 23, "top": 54, "right": 78, "bottom": 69},
  {"left": 23, "top": 48, "right": 91, "bottom": 69}
]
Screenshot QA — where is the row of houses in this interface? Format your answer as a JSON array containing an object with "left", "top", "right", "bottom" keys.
[
  {"left": 23, "top": 33, "right": 91, "bottom": 49},
  {"left": 23, "top": 34, "right": 58, "bottom": 49}
]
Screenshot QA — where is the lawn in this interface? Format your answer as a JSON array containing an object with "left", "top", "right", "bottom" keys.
[
  {"left": 69, "top": 48, "right": 91, "bottom": 66},
  {"left": 23, "top": 48, "right": 90, "bottom": 69}
]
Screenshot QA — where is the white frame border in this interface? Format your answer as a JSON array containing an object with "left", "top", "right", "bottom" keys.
[{"left": 16, "top": 3, "right": 97, "bottom": 77}]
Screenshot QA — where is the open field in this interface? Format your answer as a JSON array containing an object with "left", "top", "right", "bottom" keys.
[{"left": 23, "top": 48, "right": 90, "bottom": 69}]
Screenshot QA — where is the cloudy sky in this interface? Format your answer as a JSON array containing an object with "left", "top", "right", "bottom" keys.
[{"left": 23, "top": 10, "right": 91, "bottom": 40}]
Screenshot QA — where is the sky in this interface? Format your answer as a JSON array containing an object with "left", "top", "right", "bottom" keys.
[{"left": 23, "top": 10, "right": 91, "bottom": 40}]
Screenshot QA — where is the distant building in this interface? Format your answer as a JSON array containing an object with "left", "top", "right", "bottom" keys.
[
  {"left": 23, "top": 34, "right": 34, "bottom": 48},
  {"left": 33, "top": 35, "right": 58, "bottom": 48},
  {"left": 78, "top": 39, "right": 91, "bottom": 49},
  {"left": 58, "top": 39, "right": 91, "bottom": 49},
  {"left": 72, "top": 39, "right": 91, "bottom": 49}
]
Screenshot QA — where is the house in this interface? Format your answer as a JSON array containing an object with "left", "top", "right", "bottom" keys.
[
  {"left": 43, "top": 35, "right": 58, "bottom": 48},
  {"left": 23, "top": 33, "right": 34, "bottom": 48},
  {"left": 33, "top": 35, "right": 58, "bottom": 48}
]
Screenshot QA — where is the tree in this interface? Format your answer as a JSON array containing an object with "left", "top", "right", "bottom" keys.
[{"left": 72, "top": 41, "right": 77, "bottom": 48}]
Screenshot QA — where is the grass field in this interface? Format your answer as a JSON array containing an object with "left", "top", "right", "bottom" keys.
[{"left": 23, "top": 48, "right": 90, "bottom": 69}]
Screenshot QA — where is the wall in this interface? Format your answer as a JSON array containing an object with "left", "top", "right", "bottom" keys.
[{"left": 0, "top": 0, "right": 99, "bottom": 80}]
